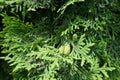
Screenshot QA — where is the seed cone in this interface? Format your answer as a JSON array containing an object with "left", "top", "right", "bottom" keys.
[
  {"left": 64, "top": 43, "right": 71, "bottom": 55},
  {"left": 59, "top": 45, "right": 64, "bottom": 54}
]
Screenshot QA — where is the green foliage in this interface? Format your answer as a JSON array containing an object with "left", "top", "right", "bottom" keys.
[{"left": 0, "top": 0, "right": 120, "bottom": 80}]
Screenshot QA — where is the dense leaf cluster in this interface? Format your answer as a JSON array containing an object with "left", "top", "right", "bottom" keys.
[{"left": 0, "top": 0, "right": 120, "bottom": 80}]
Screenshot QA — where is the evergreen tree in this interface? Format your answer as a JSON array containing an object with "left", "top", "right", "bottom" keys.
[{"left": 0, "top": 0, "right": 120, "bottom": 80}]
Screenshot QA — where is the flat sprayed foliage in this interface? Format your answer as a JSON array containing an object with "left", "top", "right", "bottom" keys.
[{"left": 0, "top": 0, "right": 120, "bottom": 80}]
